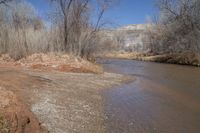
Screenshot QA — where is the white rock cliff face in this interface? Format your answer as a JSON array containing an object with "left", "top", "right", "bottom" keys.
[
  {"left": 118, "top": 24, "right": 150, "bottom": 31},
  {"left": 116, "top": 24, "right": 151, "bottom": 52},
  {"left": 103, "top": 24, "right": 151, "bottom": 52}
]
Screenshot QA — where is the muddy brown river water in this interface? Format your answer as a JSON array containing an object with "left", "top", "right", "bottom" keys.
[{"left": 99, "top": 58, "right": 200, "bottom": 133}]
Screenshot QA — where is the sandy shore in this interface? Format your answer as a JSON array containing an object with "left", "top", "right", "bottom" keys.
[{"left": 0, "top": 67, "right": 128, "bottom": 133}]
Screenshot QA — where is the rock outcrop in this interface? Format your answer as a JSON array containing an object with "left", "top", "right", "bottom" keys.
[{"left": 103, "top": 24, "right": 151, "bottom": 52}]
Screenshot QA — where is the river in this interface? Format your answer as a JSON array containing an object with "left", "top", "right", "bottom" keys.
[{"left": 99, "top": 58, "right": 200, "bottom": 133}]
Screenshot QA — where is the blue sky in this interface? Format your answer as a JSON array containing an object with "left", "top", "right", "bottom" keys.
[
  {"left": 27, "top": 0, "right": 157, "bottom": 27},
  {"left": 27, "top": 0, "right": 50, "bottom": 19}
]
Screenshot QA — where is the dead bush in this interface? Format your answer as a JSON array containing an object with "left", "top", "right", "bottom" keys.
[{"left": 148, "top": 0, "right": 200, "bottom": 54}]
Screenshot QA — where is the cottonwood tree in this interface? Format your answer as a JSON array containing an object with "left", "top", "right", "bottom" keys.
[
  {"left": 49, "top": 0, "right": 113, "bottom": 59},
  {"left": 0, "top": 0, "right": 115, "bottom": 60},
  {"left": 0, "top": 0, "right": 47, "bottom": 59},
  {"left": 148, "top": 0, "right": 200, "bottom": 54}
]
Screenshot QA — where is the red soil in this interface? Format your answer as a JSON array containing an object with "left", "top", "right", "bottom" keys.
[{"left": 0, "top": 88, "right": 47, "bottom": 133}]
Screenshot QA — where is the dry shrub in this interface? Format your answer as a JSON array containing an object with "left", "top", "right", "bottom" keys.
[
  {"left": 0, "top": 0, "right": 113, "bottom": 61},
  {"left": 18, "top": 53, "right": 103, "bottom": 73},
  {"left": 148, "top": 0, "right": 200, "bottom": 54}
]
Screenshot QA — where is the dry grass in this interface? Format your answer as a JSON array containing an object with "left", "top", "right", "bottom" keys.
[
  {"left": 103, "top": 51, "right": 154, "bottom": 60},
  {"left": 141, "top": 53, "right": 200, "bottom": 66},
  {"left": 104, "top": 51, "right": 200, "bottom": 67},
  {"left": 0, "top": 53, "right": 103, "bottom": 74}
]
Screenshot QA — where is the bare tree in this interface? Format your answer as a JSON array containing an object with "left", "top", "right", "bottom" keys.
[
  {"left": 0, "top": 0, "right": 114, "bottom": 60},
  {"left": 50, "top": 0, "right": 73, "bottom": 51},
  {"left": 148, "top": 0, "right": 200, "bottom": 54},
  {"left": 0, "top": 0, "right": 12, "bottom": 5},
  {"left": 0, "top": 0, "right": 48, "bottom": 59},
  {"left": 49, "top": 0, "right": 113, "bottom": 59}
]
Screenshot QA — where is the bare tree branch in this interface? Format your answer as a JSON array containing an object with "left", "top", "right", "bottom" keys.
[{"left": 0, "top": 0, "right": 12, "bottom": 6}]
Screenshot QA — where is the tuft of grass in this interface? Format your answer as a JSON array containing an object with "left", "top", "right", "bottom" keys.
[{"left": 0, "top": 114, "right": 10, "bottom": 133}]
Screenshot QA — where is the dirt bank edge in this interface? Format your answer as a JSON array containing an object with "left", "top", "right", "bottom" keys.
[{"left": 0, "top": 87, "right": 47, "bottom": 133}]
